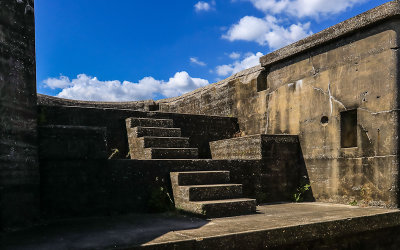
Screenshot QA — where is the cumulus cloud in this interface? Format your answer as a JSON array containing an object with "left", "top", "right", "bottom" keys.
[
  {"left": 194, "top": 1, "right": 215, "bottom": 12},
  {"left": 43, "top": 72, "right": 209, "bottom": 101},
  {"left": 44, "top": 75, "right": 72, "bottom": 89},
  {"left": 190, "top": 57, "right": 206, "bottom": 66},
  {"left": 216, "top": 52, "right": 263, "bottom": 77},
  {"left": 247, "top": 0, "right": 367, "bottom": 18},
  {"left": 223, "top": 15, "right": 312, "bottom": 49},
  {"left": 229, "top": 52, "right": 241, "bottom": 59}
]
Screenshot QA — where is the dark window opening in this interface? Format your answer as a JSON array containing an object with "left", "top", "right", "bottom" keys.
[
  {"left": 257, "top": 69, "right": 268, "bottom": 92},
  {"left": 340, "top": 109, "right": 357, "bottom": 148}
]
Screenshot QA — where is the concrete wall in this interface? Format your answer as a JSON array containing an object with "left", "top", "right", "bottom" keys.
[
  {"left": 159, "top": 66, "right": 268, "bottom": 135},
  {"left": 265, "top": 20, "right": 399, "bottom": 207},
  {"left": 39, "top": 159, "right": 296, "bottom": 219},
  {"left": 158, "top": 19, "right": 400, "bottom": 207},
  {"left": 37, "top": 105, "right": 239, "bottom": 159},
  {"left": 0, "top": 0, "right": 39, "bottom": 230}
]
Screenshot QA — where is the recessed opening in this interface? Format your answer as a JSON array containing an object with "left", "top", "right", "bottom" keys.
[
  {"left": 320, "top": 116, "right": 329, "bottom": 125},
  {"left": 148, "top": 104, "right": 160, "bottom": 111},
  {"left": 257, "top": 69, "right": 268, "bottom": 92},
  {"left": 340, "top": 109, "right": 357, "bottom": 148}
]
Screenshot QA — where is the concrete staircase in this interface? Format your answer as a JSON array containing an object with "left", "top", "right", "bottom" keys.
[
  {"left": 170, "top": 171, "right": 256, "bottom": 218},
  {"left": 126, "top": 117, "right": 199, "bottom": 159},
  {"left": 126, "top": 117, "right": 257, "bottom": 218}
]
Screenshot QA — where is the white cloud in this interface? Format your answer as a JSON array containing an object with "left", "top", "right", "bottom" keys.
[
  {"left": 43, "top": 72, "right": 209, "bottom": 101},
  {"left": 216, "top": 52, "right": 263, "bottom": 77},
  {"left": 194, "top": 1, "right": 216, "bottom": 12},
  {"left": 216, "top": 65, "right": 234, "bottom": 77},
  {"left": 247, "top": 0, "right": 367, "bottom": 18},
  {"left": 43, "top": 75, "right": 72, "bottom": 89},
  {"left": 190, "top": 57, "right": 206, "bottom": 66},
  {"left": 223, "top": 15, "right": 312, "bottom": 49},
  {"left": 229, "top": 52, "right": 241, "bottom": 59}
]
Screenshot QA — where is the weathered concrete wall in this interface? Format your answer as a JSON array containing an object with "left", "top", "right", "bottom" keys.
[
  {"left": 37, "top": 105, "right": 239, "bottom": 159},
  {"left": 265, "top": 20, "right": 399, "bottom": 207},
  {"left": 0, "top": 0, "right": 39, "bottom": 230},
  {"left": 210, "top": 135, "right": 312, "bottom": 202},
  {"left": 159, "top": 66, "right": 268, "bottom": 135},
  {"left": 39, "top": 159, "right": 298, "bottom": 218},
  {"left": 158, "top": 7, "right": 400, "bottom": 208}
]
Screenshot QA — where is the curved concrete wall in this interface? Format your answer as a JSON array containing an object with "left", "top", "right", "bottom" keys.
[{"left": 37, "top": 94, "right": 157, "bottom": 111}]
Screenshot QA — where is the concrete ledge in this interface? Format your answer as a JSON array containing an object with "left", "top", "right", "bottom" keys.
[
  {"left": 140, "top": 203, "right": 400, "bottom": 249},
  {"left": 3, "top": 203, "right": 400, "bottom": 249},
  {"left": 38, "top": 125, "right": 107, "bottom": 160},
  {"left": 260, "top": 0, "right": 400, "bottom": 67}
]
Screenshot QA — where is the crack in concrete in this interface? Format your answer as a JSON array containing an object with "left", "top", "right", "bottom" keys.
[
  {"left": 358, "top": 108, "right": 399, "bottom": 115},
  {"left": 304, "top": 155, "right": 397, "bottom": 160},
  {"left": 311, "top": 83, "right": 346, "bottom": 115},
  {"left": 359, "top": 124, "right": 372, "bottom": 143}
]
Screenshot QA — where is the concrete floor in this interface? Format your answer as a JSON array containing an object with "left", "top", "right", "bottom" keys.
[{"left": 2, "top": 202, "right": 400, "bottom": 249}]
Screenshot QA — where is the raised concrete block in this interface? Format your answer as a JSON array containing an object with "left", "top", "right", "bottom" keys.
[
  {"left": 210, "top": 134, "right": 300, "bottom": 160},
  {"left": 38, "top": 125, "right": 107, "bottom": 160}
]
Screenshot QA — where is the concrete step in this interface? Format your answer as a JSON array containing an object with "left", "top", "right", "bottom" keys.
[
  {"left": 177, "top": 198, "right": 257, "bottom": 218},
  {"left": 142, "top": 148, "right": 198, "bottom": 159},
  {"left": 170, "top": 171, "right": 230, "bottom": 186},
  {"left": 131, "top": 127, "right": 181, "bottom": 138},
  {"left": 126, "top": 117, "right": 174, "bottom": 128},
  {"left": 140, "top": 137, "right": 190, "bottom": 148},
  {"left": 179, "top": 184, "right": 243, "bottom": 201}
]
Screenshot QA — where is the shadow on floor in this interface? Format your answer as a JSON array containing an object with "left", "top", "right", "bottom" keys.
[{"left": 1, "top": 212, "right": 208, "bottom": 250}]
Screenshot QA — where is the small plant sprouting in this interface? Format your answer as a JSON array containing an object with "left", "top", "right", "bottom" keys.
[
  {"left": 108, "top": 148, "right": 120, "bottom": 159},
  {"left": 293, "top": 184, "right": 311, "bottom": 202},
  {"left": 147, "top": 177, "right": 174, "bottom": 213},
  {"left": 349, "top": 200, "right": 358, "bottom": 206}
]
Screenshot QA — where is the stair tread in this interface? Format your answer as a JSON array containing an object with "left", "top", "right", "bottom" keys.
[
  {"left": 135, "top": 127, "right": 180, "bottom": 130},
  {"left": 131, "top": 118, "right": 172, "bottom": 121},
  {"left": 126, "top": 118, "right": 174, "bottom": 128},
  {"left": 172, "top": 171, "right": 230, "bottom": 174},
  {"left": 131, "top": 126, "right": 182, "bottom": 138},
  {"left": 142, "top": 136, "right": 189, "bottom": 139},
  {"left": 184, "top": 184, "right": 242, "bottom": 188},
  {"left": 190, "top": 198, "right": 256, "bottom": 204},
  {"left": 149, "top": 148, "right": 198, "bottom": 150}
]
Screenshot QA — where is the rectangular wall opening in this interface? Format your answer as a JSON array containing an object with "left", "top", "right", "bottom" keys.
[
  {"left": 340, "top": 109, "right": 357, "bottom": 148},
  {"left": 257, "top": 69, "right": 268, "bottom": 92},
  {"left": 148, "top": 104, "right": 160, "bottom": 111}
]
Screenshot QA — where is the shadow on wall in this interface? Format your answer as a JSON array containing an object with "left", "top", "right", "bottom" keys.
[
  {"left": 209, "top": 134, "right": 315, "bottom": 203},
  {"left": 259, "top": 136, "right": 314, "bottom": 203}
]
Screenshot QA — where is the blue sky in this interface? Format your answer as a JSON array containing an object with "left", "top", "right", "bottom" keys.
[{"left": 35, "top": 0, "right": 390, "bottom": 101}]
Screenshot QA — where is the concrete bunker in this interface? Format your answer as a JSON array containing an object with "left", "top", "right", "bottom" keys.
[{"left": 3, "top": 1, "right": 400, "bottom": 249}]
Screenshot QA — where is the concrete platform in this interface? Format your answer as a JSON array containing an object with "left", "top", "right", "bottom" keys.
[{"left": 2, "top": 203, "right": 400, "bottom": 250}]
